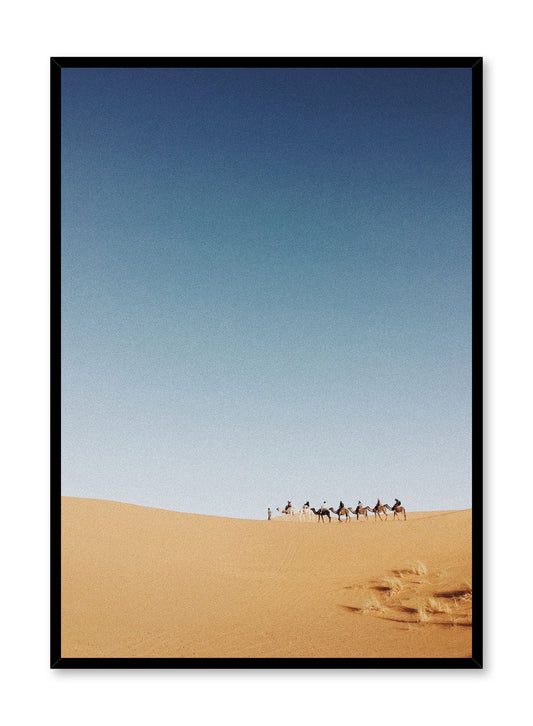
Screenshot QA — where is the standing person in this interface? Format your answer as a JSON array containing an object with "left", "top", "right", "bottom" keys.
[{"left": 267, "top": 507, "right": 271, "bottom": 520}]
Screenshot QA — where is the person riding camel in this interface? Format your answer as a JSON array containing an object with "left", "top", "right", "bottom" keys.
[
  {"left": 356, "top": 500, "right": 362, "bottom": 513},
  {"left": 320, "top": 500, "right": 328, "bottom": 513},
  {"left": 375, "top": 498, "right": 381, "bottom": 509},
  {"left": 339, "top": 500, "right": 345, "bottom": 511},
  {"left": 392, "top": 498, "right": 401, "bottom": 511},
  {"left": 286, "top": 500, "right": 292, "bottom": 513}
]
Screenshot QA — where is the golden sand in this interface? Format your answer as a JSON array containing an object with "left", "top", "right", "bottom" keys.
[{"left": 61, "top": 497, "right": 472, "bottom": 658}]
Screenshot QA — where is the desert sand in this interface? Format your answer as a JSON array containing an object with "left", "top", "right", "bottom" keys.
[{"left": 61, "top": 497, "right": 472, "bottom": 659}]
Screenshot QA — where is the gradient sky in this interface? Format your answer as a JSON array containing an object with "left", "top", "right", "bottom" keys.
[{"left": 61, "top": 66, "right": 472, "bottom": 519}]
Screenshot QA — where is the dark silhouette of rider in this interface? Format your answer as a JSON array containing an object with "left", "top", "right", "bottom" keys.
[
  {"left": 392, "top": 498, "right": 401, "bottom": 511},
  {"left": 339, "top": 500, "right": 345, "bottom": 510}
]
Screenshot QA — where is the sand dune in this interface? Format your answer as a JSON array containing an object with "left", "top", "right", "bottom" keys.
[{"left": 61, "top": 497, "right": 472, "bottom": 659}]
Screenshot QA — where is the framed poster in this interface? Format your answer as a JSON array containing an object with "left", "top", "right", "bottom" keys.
[{"left": 51, "top": 57, "right": 482, "bottom": 667}]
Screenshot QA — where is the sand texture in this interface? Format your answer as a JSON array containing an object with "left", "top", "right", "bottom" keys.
[{"left": 61, "top": 497, "right": 472, "bottom": 659}]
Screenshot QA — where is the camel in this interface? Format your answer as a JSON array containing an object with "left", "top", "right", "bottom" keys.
[
  {"left": 370, "top": 503, "right": 390, "bottom": 521},
  {"left": 348, "top": 505, "right": 372, "bottom": 520},
  {"left": 291, "top": 505, "right": 313, "bottom": 521},
  {"left": 310, "top": 507, "right": 332, "bottom": 523},
  {"left": 300, "top": 504, "right": 313, "bottom": 521},
  {"left": 276, "top": 506, "right": 313, "bottom": 521},
  {"left": 329, "top": 507, "right": 351, "bottom": 522},
  {"left": 385, "top": 503, "right": 407, "bottom": 520}
]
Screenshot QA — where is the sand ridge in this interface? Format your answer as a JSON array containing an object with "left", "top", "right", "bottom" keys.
[{"left": 61, "top": 497, "right": 472, "bottom": 658}]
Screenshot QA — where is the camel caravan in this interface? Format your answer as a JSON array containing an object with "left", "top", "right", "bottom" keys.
[{"left": 274, "top": 498, "right": 406, "bottom": 522}]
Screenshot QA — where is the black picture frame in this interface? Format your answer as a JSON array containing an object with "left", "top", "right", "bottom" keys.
[{"left": 51, "top": 56, "right": 482, "bottom": 669}]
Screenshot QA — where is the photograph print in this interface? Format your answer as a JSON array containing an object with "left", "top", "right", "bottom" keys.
[{"left": 52, "top": 57, "right": 482, "bottom": 667}]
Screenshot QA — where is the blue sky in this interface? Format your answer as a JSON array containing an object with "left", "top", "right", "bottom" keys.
[{"left": 61, "top": 66, "right": 472, "bottom": 518}]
